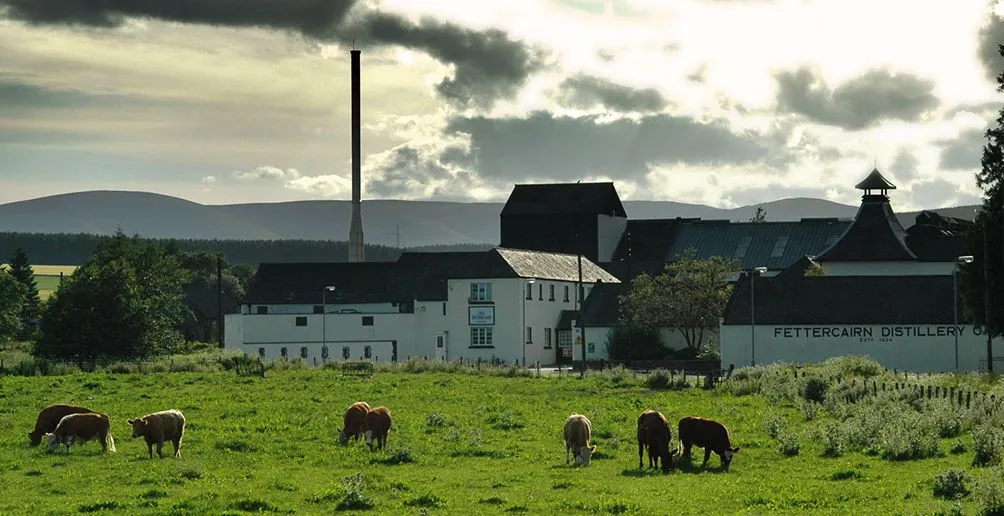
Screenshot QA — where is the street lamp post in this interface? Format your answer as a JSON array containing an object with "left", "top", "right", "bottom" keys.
[
  {"left": 522, "top": 278, "right": 535, "bottom": 367},
  {"left": 749, "top": 266, "right": 767, "bottom": 367},
  {"left": 954, "top": 255, "right": 975, "bottom": 371},
  {"left": 322, "top": 286, "right": 336, "bottom": 360}
]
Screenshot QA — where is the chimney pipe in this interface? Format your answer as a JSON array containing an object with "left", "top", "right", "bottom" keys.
[{"left": 348, "top": 48, "right": 365, "bottom": 262}]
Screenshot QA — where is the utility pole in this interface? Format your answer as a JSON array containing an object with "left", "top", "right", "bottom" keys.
[
  {"left": 985, "top": 216, "right": 994, "bottom": 373},
  {"left": 625, "top": 231, "right": 632, "bottom": 368},
  {"left": 216, "top": 255, "right": 224, "bottom": 348}
]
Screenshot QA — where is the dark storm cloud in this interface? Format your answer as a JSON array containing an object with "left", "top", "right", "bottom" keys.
[
  {"left": 446, "top": 111, "right": 768, "bottom": 182},
  {"left": 363, "top": 140, "right": 480, "bottom": 200},
  {"left": 557, "top": 75, "right": 668, "bottom": 112},
  {"left": 977, "top": 8, "right": 1004, "bottom": 84},
  {"left": 0, "top": 0, "right": 547, "bottom": 107},
  {"left": 774, "top": 67, "right": 940, "bottom": 130},
  {"left": 889, "top": 149, "right": 920, "bottom": 182},
  {"left": 939, "top": 128, "right": 986, "bottom": 171}
]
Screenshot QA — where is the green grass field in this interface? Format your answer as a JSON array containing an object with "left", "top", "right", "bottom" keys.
[{"left": 1, "top": 358, "right": 1003, "bottom": 514}]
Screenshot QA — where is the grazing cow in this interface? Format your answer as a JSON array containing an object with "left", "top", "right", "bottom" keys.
[
  {"left": 564, "top": 413, "right": 595, "bottom": 466},
  {"left": 45, "top": 413, "right": 116, "bottom": 453},
  {"left": 637, "top": 409, "right": 678, "bottom": 472},
  {"left": 678, "top": 416, "right": 740, "bottom": 470},
  {"left": 338, "top": 401, "right": 371, "bottom": 444},
  {"left": 127, "top": 409, "right": 186, "bottom": 459},
  {"left": 29, "top": 404, "right": 96, "bottom": 447},
  {"left": 363, "top": 406, "right": 392, "bottom": 451}
]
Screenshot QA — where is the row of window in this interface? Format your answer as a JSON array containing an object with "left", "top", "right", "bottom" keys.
[
  {"left": 525, "top": 283, "right": 580, "bottom": 303},
  {"left": 260, "top": 345, "right": 373, "bottom": 360},
  {"left": 472, "top": 326, "right": 555, "bottom": 349},
  {"left": 471, "top": 281, "right": 585, "bottom": 303},
  {"left": 293, "top": 315, "right": 374, "bottom": 327}
]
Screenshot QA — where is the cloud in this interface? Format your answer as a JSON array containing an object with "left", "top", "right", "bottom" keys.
[
  {"left": 285, "top": 174, "right": 352, "bottom": 198},
  {"left": 555, "top": 74, "right": 668, "bottom": 112},
  {"left": 358, "top": 135, "right": 500, "bottom": 200},
  {"left": 201, "top": 175, "right": 217, "bottom": 184},
  {"left": 977, "top": 7, "right": 1004, "bottom": 84},
  {"left": 774, "top": 67, "right": 941, "bottom": 130},
  {"left": 909, "top": 178, "right": 984, "bottom": 208},
  {"left": 889, "top": 149, "right": 920, "bottom": 182},
  {"left": 233, "top": 166, "right": 302, "bottom": 181},
  {"left": 0, "top": 0, "right": 547, "bottom": 108},
  {"left": 939, "top": 128, "right": 986, "bottom": 170},
  {"left": 447, "top": 111, "right": 770, "bottom": 183}
]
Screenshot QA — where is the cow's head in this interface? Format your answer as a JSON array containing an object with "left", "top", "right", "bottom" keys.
[
  {"left": 723, "top": 446, "right": 740, "bottom": 469},
  {"left": 28, "top": 431, "right": 42, "bottom": 447},
  {"left": 127, "top": 418, "right": 148, "bottom": 438},
  {"left": 337, "top": 429, "right": 349, "bottom": 445},
  {"left": 574, "top": 445, "right": 596, "bottom": 466},
  {"left": 661, "top": 447, "right": 680, "bottom": 472},
  {"left": 44, "top": 433, "right": 60, "bottom": 452}
]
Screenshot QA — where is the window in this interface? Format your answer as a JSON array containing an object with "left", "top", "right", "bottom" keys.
[
  {"left": 300, "top": 346, "right": 308, "bottom": 359},
  {"left": 771, "top": 235, "right": 789, "bottom": 258},
  {"left": 734, "top": 236, "right": 752, "bottom": 258},
  {"left": 526, "top": 326, "right": 532, "bottom": 343},
  {"left": 256, "top": 305, "right": 269, "bottom": 314},
  {"left": 342, "top": 346, "right": 350, "bottom": 360},
  {"left": 525, "top": 282, "right": 532, "bottom": 300},
  {"left": 564, "top": 285, "right": 570, "bottom": 302},
  {"left": 578, "top": 286, "right": 584, "bottom": 303},
  {"left": 362, "top": 316, "right": 374, "bottom": 326},
  {"left": 313, "top": 305, "right": 323, "bottom": 314},
  {"left": 364, "top": 346, "right": 372, "bottom": 359},
  {"left": 471, "top": 327, "right": 494, "bottom": 347},
  {"left": 295, "top": 316, "right": 307, "bottom": 327},
  {"left": 549, "top": 285, "right": 555, "bottom": 301},
  {"left": 321, "top": 345, "right": 330, "bottom": 360},
  {"left": 470, "top": 282, "right": 493, "bottom": 302},
  {"left": 280, "top": 347, "right": 288, "bottom": 358},
  {"left": 442, "top": 302, "right": 447, "bottom": 316},
  {"left": 538, "top": 284, "right": 543, "bottom": 300},
  {"left": 544, "top": 328, "right": 552, "bottom": 349},
  {"left": 258, "top": 347, "right": 265, "bottom": 357}
]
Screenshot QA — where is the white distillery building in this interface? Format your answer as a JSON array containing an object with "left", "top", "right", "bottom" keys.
[
  {"left": 224, "top": 248, "right": 618, "bottom": 366},
  {"left": 720, "top": 169, "right": 1003, "bottom": 373}
]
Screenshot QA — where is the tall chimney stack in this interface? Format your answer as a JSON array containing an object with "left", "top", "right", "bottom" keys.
[{"left": 348, "top": 48, "right": 365, "bottom": 262}]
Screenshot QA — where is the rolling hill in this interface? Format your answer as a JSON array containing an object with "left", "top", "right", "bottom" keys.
[{"left": 0, "top": 190, "right": 980, "bottom": 247}]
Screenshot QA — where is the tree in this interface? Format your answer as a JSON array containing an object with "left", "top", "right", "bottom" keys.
[
  {"left": 7, "top": 248, "right": 41, "bottom": 340},
  {"left": 0, "top": 269, "right": 26, "bottom": 345},
  {"left": 960, "top": 45, "right": 1004, "bottom": 340},
  {"left": 619, "top": 249, "right": 741, "bottom": 351},
  {"left": 35, "top": 231, "right": 192, "bottom": 361},
  {"left": 172, "top": 251, "right": 250, "bottom": 342},
  {"left": 749, "top": 206, "right": 767, "bottom": 223},
  {"left": 804, "top": 262, "right": 828, "bottom": 277}
]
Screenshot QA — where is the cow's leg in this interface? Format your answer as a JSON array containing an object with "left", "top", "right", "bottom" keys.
[
  {"left": 147, "top": 442, "right": 154, "bottom": 459},
  {"left": 703, "top": 447, "right": 711, "bottom": 466},
  {"left": 172, "top": 439, "right": 181, "bottom": 458},
  {"left": 99, "top": 431, "right": 107, "bottom": 452},
  {"left": 566, "top": 442, "right": 571, "bottom": 464},
  {"left": 156, "top": 441, "right": 164, "bottom": 458},
  {"left": 638, "top": 441, "right": 644, "bottom": 469},
  {"left": 681, "top": 441, "right": 692, "bottom": 461}
]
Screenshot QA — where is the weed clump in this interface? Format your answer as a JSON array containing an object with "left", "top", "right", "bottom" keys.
[
  {"left": 932, "top": 469, "right": 969, "bottom": 500},
  {"left": 336, "top": 473, "right": 374, "bottom": 511},
  {"left": 801, "top": 377, "right": 828, "bottom": 403},
  {"left": 404, "top": 493, "right": 446, "bottom": 509},
  {"left": 972, "top": 427, "right": 1004, "bottom": 467}
]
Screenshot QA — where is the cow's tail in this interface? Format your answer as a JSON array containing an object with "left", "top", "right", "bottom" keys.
[{"left": 106, "top": 434, "right": 117, "bottom": 453}]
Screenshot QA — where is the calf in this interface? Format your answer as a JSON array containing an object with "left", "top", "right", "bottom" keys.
[
  {"left": 338, "top": 401, "right": 371, "bottom": 444},
  {"left": 564, "top": 413, "right": 595, "bottom": 466},
  {"left": 127, "top": 409, "right": 186, "bottom": 459},
  {"left": 45, "top": 413, "right": 116, "bottom": 453},
  {"left": 678, "top": 416, "right": 740, "bottom": 470},
  {"left": 363, "top": 406, "right": 392, "bottom": 451},
  {"left": 29, "top": 404, "right": 96, "bottom": 447},
  {"left": 637, "top": 409, "right": 678, "bottom": 472}
]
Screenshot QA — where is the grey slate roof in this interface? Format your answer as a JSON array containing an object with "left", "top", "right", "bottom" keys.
[
  {"left": 723, "top": 275, "right": 958, "bottom": 325},
  {"left": 496, "top": 248, "right": 621, "bottom": 283},
  {"left": 816, "top": 195, "right": 917, "bottom": 261},
  {"left": 500, "top": 182, "right": 627, "bottom": 217},
  {"left": 666, "top": 218, "right": 851, "bottom": 270}
]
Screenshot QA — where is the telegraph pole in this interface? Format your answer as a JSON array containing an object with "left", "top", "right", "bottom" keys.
[{"left": 985, "top": 216, "right": 994, "bottom": 373}]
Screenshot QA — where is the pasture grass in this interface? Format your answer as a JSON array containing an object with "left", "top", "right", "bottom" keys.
[{"left": 0, "top": 360, "right": 1002, "bottom": 514}]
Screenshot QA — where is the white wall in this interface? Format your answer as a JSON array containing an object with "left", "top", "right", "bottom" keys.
[
  {"left": 224, "top": 314, "right": 243, "bottom": 350},
  {"left": 524, "top": 279, "right": 579, "bottom": 365},
  {"left": 720, "top": 323, "right": 1004, "bottom": 373},
  {"left": 817, "top": 261, "right": 954, "bottom": 276},
  {"left": 240, "top": 312, "right": 414, "bottom": 363},
  {"left": 248, "top": 302, "right": 400, "bottom": 315},
  {"left": 596, "top": 214, "right": 628, "bottom": 262},
  {"left": 582, "top": 326, "right": 719, "bottom": 361}
]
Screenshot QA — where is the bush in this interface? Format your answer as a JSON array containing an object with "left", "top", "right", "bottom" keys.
[
  {"left": 776, "top": 430, "right": 800, "bottom": 457},
  {"left": 337, "top": 473, "right": 373, "bottom": 511},
  {"left": 820, "top": 422, "right": 846, "bottom": 458},
  {"left": 975, "top": 472, "right": 1004, "bottom": 515},
  {"left": 880, "top": 413, "right": 939, "bottom": 461},
  {"left": 933, "top": 469, "right": 969, "bottom": 500},
  {"left": 802, "top": 377, "right": 829, "bottom": 403},
  {"left": 972, "top": 427, "right": 1004, "bottom": 467},
  {"left": 604, "top": 325, "right": 667, "bottom": 361}
]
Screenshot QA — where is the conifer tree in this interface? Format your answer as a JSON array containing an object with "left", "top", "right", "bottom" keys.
[{"left": 7, "top": 248, "right": 41, "bottom": 340}]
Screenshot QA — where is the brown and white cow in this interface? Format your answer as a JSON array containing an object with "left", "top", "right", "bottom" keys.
[
  {"left": 29, "top": 404, "right": 96, "bottom": 447},
  {"left": 127, "top": 409, "right": 186, "bottom": 459},
  {"left": 678, "top": 416, "right": 740, "bottom": 470},
  {"left": 45, "top": 412, "right": 116, "bottom": 453},
  {"left": 637, "top": 409, "right": 678, "bottom": 472},
  {"left": 338, "top": 401, "right": 371, "bottom": 444},
  {"left": 564, "top": 413, "right": 595, "bottom": 466},
  {"left": 363, "top": 406, "right": 392, "bottom": 451}
]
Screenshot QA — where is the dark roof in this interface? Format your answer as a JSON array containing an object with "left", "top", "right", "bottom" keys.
[
  {"left": 855, "top": 168, "right": 897, "bottom": 191},
  {"left": 557, "top": 310, "right": 578, "bottom": 330},
  {"left": 774, "top": 255, "right": 821, "bottom": 280},
  {"left": 580, "top": 283, "right": 628, "bottom": 326},
  {"left": 500, "top": 182, "right": 627, "bottom": 217},
  {"left": 611, "top": 218, "right": 696, "bottom": 262},
  {"left": 247, "top": 262, "right": 399, "bottom": 305},
  {"left": 905, "top": 211, "right": 974, "bottom": 261},
  {"left": 816, "top": 196, "right": 917, "bottom": 261},
  {"left": 666, "top": 219, "right": 851, "bottom": 270},
  {"left": 723, "top": 275, "right": 957, "bottom": 325}
]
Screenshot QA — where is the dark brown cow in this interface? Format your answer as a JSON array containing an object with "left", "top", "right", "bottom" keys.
[
  {"left": 363, "top": 406, "right": 392, "bottom": 451},
  {"left": 45, "top": 413, "right": 116, "bottom": 453},
  {"left": 338, "top": 401, "right": 371, "bottom": 444},
  {"left": 127, "top": 409, "right": 186, "bottom": 458},
  {"left": 29, "top": 404, "right": 96, "bottom": 447},
  {"left": 637, "top": 409, "right": 678, "bottom": 472},
  {"left": 678, "top": 416, "right": 740, "bottom": 470}
]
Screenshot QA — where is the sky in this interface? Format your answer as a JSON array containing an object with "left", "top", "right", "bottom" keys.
[{"left": 2, "top": 0, "right": 1004, "bottom": 211}]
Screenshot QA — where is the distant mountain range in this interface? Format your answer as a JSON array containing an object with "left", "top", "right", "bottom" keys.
[{"left": 0, "top": 191, "right": 982, "bottom": 248}]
